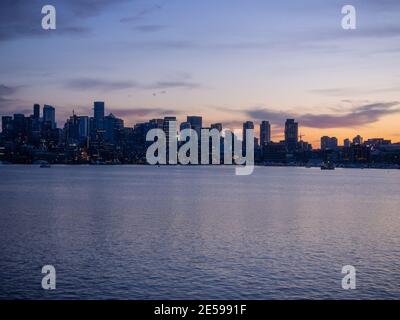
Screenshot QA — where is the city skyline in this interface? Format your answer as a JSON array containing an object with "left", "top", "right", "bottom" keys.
[
  {"left": 1, "top": 101, "right": 398, "bottom": 149},
  {"left": 1, "top": 1, "right": 400, "bottom": 147}
]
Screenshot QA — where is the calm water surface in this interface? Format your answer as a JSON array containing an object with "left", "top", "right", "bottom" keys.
[{"left": 0, "top": 165, "right": 400, "bottom": 299}]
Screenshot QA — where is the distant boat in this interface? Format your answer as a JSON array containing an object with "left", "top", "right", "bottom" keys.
[
  {"left": 321, "top": 161, "right": 335, "bottom": 170},
  {"left": 40, "top": 163, "right": 51, "bottom": 168}
]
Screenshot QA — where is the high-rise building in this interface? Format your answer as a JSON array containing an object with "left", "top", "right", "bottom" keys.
[
  {"left": 284, "top": 119, "right": 298, "bottom": 152},
  {"left": 242, "top": 121, "right": 254, "bottom": 151},
  {"left": 344, "top": 138, "right": 351, "bottom": 148},
  {"left": 260, "top": 121, "right": 271, "bottom": 147},
  {"left": 94, "top": 101, "right": 105, "bottom": 131},
  {"left": 1, "top": 116, "right": 13, "bottom": 137},
  {"left": 285, "top": 119, "right": 298, "bottom": 144},
  {"left": 104, "top": 113, "right": 124, "bottom": 144},
  {"left": 149, "top": 119, "right": 164, "bottom": 129},
  {"left": 79, "top": 116, "right": 90, "bottom": 138},
  {"left": 43, "top": 105, "right": 56, "bottom": 129},
  {"left": 163, "top": 116, "right": 177, "bottom": 163},
  {"left": 211, "top": 123, "right": 223, "bottom": 132},
  {"left": 187, "top": 116, "right": 202, "bottom": 136},
  {"left": 321, "top": 136, "right": 338, "bottom": 150},
  {"left": 180, "top": 122, "right": 191, "bottom": 131},
  {"left": 163, "top": 117, "right": 177, "bottom": 137},
  {"left": 65, "top": 114, "right": 80, "bottom": 142},
  {"left": 353, "top": 135, "right": 363, "bottom": 145},
  {"left": 33, "top": 104, "right": 40, "bottom": 119}
]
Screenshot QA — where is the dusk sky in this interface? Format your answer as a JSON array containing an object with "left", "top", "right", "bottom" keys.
[{"left": 1, "top": 0, "right": 400, "bottom": 146}]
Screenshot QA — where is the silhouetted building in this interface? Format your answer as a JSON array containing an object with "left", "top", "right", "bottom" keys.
[
  {"left": 163, "top": 116, "right": 177, "bottom": 163},
  {"left": 33, "top": 104, "right": 40, "bottom": 119},
  {"left": 364, "top": 138, "right": 391, "bottom": 148},
  {"left": 242, "top": 121, "right": 254, "bottom": 152},
  {"left": 321, "top": 136, "right": 338, "bottom": 150},
  {"left": 211, "top": 123, "right": 223, "bottom": 132},
  {"left": 344, "top": 138, "right": 351, "bottom": 148},
  {"left": 94, "top": 101, "right": 105, "bottom": 131},
  {"left": 64, "top": 113, "right": 80, "bottom": 143},
  {"left": 180, "top": 122, "right": 191, "bottom": 131},
  {"left": 79, "top": 116, "right": 90, "bottom": 139},
  {"left": 263, "top": 142, "right": 287, "bottom": 162},
  {"left": 104, "top": 113, "right": 124, "bottom": 144},
  {"left": 187, "top": 116, "right": 202, "bottom": 136},
  {"left": 352, "top": 135, "right": 363, "bottom": 145},
  {"left": 260, "top": 121, "right": 271, "bottom": 148},
  {"left": 43, "top": 105, "right": 56, "bottom": 129},
  {"left": 285, "top": 119, "right": 298, "bottom": 152},
  {"left": 1, "top": 116, "right": 13, "bottom": 138}
]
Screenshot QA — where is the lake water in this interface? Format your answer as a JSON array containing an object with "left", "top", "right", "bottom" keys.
[{"left": 0, "top": 165, "right": 400, "bottom": 299}]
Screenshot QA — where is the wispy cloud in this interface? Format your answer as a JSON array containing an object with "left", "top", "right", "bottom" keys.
[
  {"left": 310, "top": 86, "right": 400, "bottom": 96},
  {"left": 148, "top": 81, "right": 201, "bottom": 90},
  {"left": 133, "top": 25, "right": 166, "bottom": 33},
  {"left": 66, "top": 78, "right": 137, "bottom": 91},
  {"left": 109, "top": 107, "right": 180, "bottom": 119},
  {"left": 221, "top": 102, "right": 400, "bottom": 129},
  {"left": 65, "top": 77, "right": 202, "bottom": 91},
  {"left": 0, "top": 0, "right": 129, "bottom": 41},
  {"left": 120, "top": 1, "right": 166, "bottom": 23},
  {"left": 0, "top": 84, "right": 22, "bottom": 111}
]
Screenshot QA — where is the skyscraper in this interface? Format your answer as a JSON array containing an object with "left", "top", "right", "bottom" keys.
[
  {"left": 163, "top": 116, "right": 177, "bottom": 163},
  {"left": 353, "top": 135, "right": 363, "bottom": 145},
  {"left": 211, "top": 123, "right": 223, "bottom": 132},
  {"left": 242, "top": 121, "right": 254, "bottom": 151},
  {"left": 260, "top": 121, "right": 271, "bottom": 147},
  {"left": 79, "top": 116, "right": 90, "bottom": 138},
  {"left": 284, "top": 119, "right": 298, "bottom": 152},
  {"left": 180, "top": 122, "right": 191, "bottom": 131},
  {"left": 104, "top": 113, "right": 124, "bottom": 144},
  {"left": 1, "top": 116, "right": 13, "bottom": 137},
  {"left": 187, "top": 116, "right": 202, "bottom": 136},
  {"left": 94, "top": 101, "right": 105, "bottom": 131},
  {"left": 344, "top": 138, "right": 351, "bottom": 148},
  {"left": 43, "top": 105, "right": 56, "bottom": 129},
  {"left": 33, "top": 104, "right": 40, "bottom": 119},
  {"left": 321, "top": 136, "right": 338, "bottom": 150}
]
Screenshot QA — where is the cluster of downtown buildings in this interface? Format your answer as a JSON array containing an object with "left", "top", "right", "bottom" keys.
[{"left": 1, "top": 102, "right": 400, "bottom": 167}]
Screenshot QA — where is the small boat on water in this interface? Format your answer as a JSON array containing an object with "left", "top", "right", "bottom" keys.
[
  {"left": 321, "top": 161, "right": 335, "bottom": 170},
  {"left": 40, "top": 163, "right": 51, "bottom": 168}
]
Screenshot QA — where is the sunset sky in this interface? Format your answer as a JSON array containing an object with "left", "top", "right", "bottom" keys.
[{"left": 0, "top": 0, "right": 399, "bottom": 147}]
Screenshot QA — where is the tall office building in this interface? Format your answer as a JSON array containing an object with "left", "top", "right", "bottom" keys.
[
  {"left": 13, "top": 114, "right": 26, "bottom": 137},
  {"left": 94, "top": 101, "right": 105, "bottom": 131},
  {"left": 260, "top": 121, "right": 271, "bottom": 147},
  {"left": 353, "top": 135, "right": 363, "bottom": 145},
  {"left": 1, "top": 116, "right": 13, "bottom": 136},
  {"left": 187, "top": 116, "right": 202, "bottom": 136},
  {"left": 163, "top": 117, "right": 177, "bottom": 139},
  {"left": 43, "top": 105, "right": 56, "bottom": 129},
  {"left": 284, "top": 119, "right": 298, "bottom": 152},
  {"left": 242, "top": 121, "right": 254, "bottom": 151},
  {"left": 65, "top": 114, "right": 80, "bottom": 142},
  {"left": 321, "top": 136, "right": 338, "bottom": 150},
  {"left": 104, "top": 113, "right": 124, "bottom": 144},
  {"left": 211, "top": 123, "right": 223, "bottom": 132},
  {"left": 344, "top": 138, "right": 351, "bottom": 148},
  {"left": 33, "top": 104, "right": 40, "bottom": 119},
  {"left": 163, "top": 117, "right": 177, "bottom": 163},
  {"left": 180, "top": 122, "right": 191, "bottom": 131},
  {"left": 149, "top": 119, "right": 164, "bottom": 130},
  {"left": 79, "top": 116, "right": 90, "bottom": 138}
]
